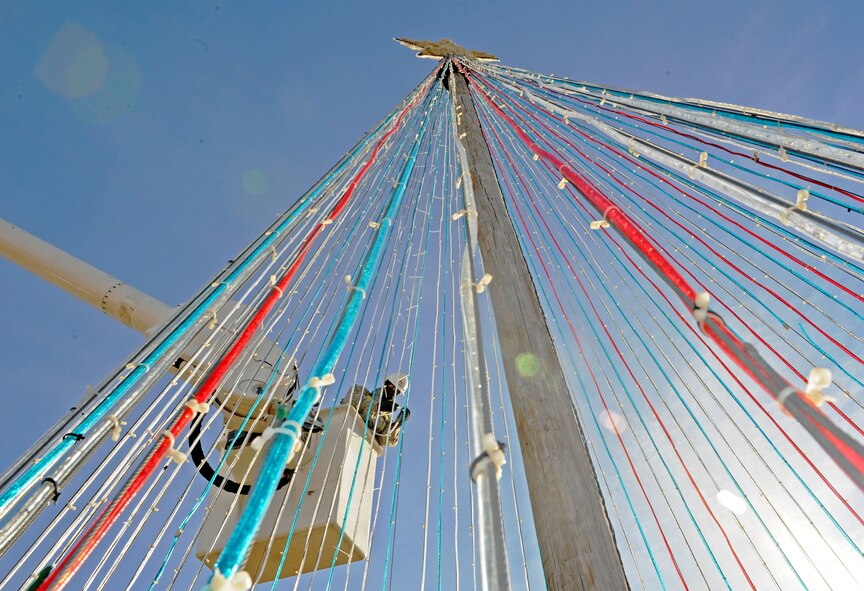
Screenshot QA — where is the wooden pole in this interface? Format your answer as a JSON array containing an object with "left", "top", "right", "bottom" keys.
[{"left": 448, "top": 64, "right": 630, "bottom": 591}]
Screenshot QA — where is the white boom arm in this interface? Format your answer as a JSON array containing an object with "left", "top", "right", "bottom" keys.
[{"left": 0, "top": 218, "right": 174, "bottom": 335}]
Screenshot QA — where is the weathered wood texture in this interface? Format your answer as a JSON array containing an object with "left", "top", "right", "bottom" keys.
[{"left": 450, "top": 69, "right": 629, "bottom": 591}]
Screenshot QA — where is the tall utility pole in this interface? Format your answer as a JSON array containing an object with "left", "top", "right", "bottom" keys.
[{"left": 440, "top": 52, "right": 629, "bottom": 589}]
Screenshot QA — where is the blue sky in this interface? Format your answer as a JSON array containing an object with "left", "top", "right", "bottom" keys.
[{"left": 1, "top": 0, "right": 863, "bottom": 587}]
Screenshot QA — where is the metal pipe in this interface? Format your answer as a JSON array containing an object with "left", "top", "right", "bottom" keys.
[
  {"left": 451, "top": 71, "right": 511, "bottom": 591},
  {"left": 521, "top": 89, "right": 864, "bottom": 262},
  {"left": 543, "top": 82, "right": 864, "bottom": 172},
  {"left": 0, "top": 218, "right": 175, "bottom": 335}
]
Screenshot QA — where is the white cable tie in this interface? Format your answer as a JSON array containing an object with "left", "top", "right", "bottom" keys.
[
  {"left": 269, "top": 275, "right": 284, "bottom": 297},
  {"left": 207, "top": 310, "right": 218, "bottom": 330},
  {"left": 369, "top": 220, "right": 380, "bottom": 229},
  {"left": 206, "top": 568, "right": 252, "bottom": 591},
  {"left": 779, "top": 146, "right": 789, "bottom": 161},
  {"left": 459, "top": 132, "right": 467, "bottom": 139},
  {"left": 160, "top": 430, "right": 186, "bottom": 464},
  {"left": 804, "top": 367, "right": 833, "bottom": 407},
  {"left": 693, "top": 291, "right": 710, "bottom": 323},
  {"left": 455, "top": 176, "right": 463, "bottom": 189},
  {"left": 627, "top": 140, "right": 639, "bottom": 158},
  {"left": 185, "top": 399, "right": 210, "bottom": 414},
  {"left": 451, "top": 208, "right": 476, "bottom": 221},
  {"left": 106, "top": 415, "right": 125, "bottom": 442},
  {"left": 470, "top": 434, "right": 507, "bottom": 481},
  {"left": 474, "top": 273, "right": 493, "bottom": 294},
  {"left": 781, "top": 188, "right": 810, "bottom": 225},
  {"left": 698, "top": 151, "right": 709, "bottom": 168},
  {"left": 320, "top": 218, "right": 333, "bottom": 226},
  {"left": 270, "top": 245, "right": 278, "bottom": 262},
  {"left": 344, "top": 275, "right": 366, "bottom": 299},
  {"left": 591, "top": 205, "right": 618, "bottom": 230},
  {"left": 249, "top": 420, "right": 303, "bottom": 452},
  {"left": 795, "top": 188, "right": 809, "bottom": 211},
  {"left": 557, "top": 178, "right": 567, "bottom": 190},
  {"left": 309, "top": 373, "right": 336, "bottom": 394},
  {"left": 661, "top": 114, "right": 668, "bottom": 125},
  {"left": 125, "top": 362, "right": 151, "bottom": 373}
]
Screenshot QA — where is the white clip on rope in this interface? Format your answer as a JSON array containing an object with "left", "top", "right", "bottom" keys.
[
  {"left": 160, "top": 431, "right": 186, "bottom": 464},
  {"left": 780, "top": 189, "right": 809, "bottom": 226},
  {"left": 207, "top": 310, "right": 218, "bottom": 330},
  {"left": 344, "top": 275, "right": 366, "bottom": 299},
  {"left": 470, "top": 434, "right": 507, "bottom": 481},
  {"left": 698, "top": 152, "right": 709, "bottom": 168},
  {"left": 309, "top": 373, "right": 336, "bottom": 394},
  {"left": 269, "top": 275, "right": 284, "bottom": 297},
  {"left": 206, "top": 568, "right": 252, "bottom": 591},
  {"left": 795, "top": 189, "right": 809, "bottom": 211},
  {"left": 693, "top": 292, "right": 711, "bottom": 323},
  {"left": 106, "top": 415, "right": 125, "bottom": 442},
  {"left": 249, "top": 421, "right": 302, "bottom": 451},
  {"left": 470, "top": 273, "right": 493, "bottom": 294},
  {"left": 185, "top": 399, "right": 210, "bottom": 414},
  {"left": 320, "top": 218, "right": 333, "bottom": 226},
  {"left": 590, "top": 206, "right": 617, "bottom": 231},
  {"left": 804, "top": 367, "right": 833, "bottom": 407},
  {"left": 125, "top": 362, "right": 151, "bottom": 373},
  {"left": 779, "top": 146, "right": 789, "bottom": 162},
  {"left": 451, "top": 208, "right": 476, "bottom": 221}
]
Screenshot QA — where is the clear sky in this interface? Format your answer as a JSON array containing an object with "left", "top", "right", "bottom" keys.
[
  {"left": 2, "top": 0, "right": 864, "bottom": 458},
  {"left": 1, "top": 1, "right": 863, "bottom": 587}
]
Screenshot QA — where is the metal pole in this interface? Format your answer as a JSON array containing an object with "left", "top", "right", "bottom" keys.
[
  {"left": 0, "top": 218, "right": 174, "bottom": 335},
  {"left": 545, "top": 81, "right": 864, "bottom": 172},
  {"left": 449, "top": 61, "right": 630, "bottom": 590},
  {"left": 451, "top": 68, "right": 511, "bottom": 591}
]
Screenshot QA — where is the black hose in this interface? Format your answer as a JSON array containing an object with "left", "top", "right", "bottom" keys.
[{"left": 188, "top": 416, "right": 294, "bottom": 495}]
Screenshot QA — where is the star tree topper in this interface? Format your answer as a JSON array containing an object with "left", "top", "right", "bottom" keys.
[{"left": 395, "top": 37, "right": 498, "bottom": 61}]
